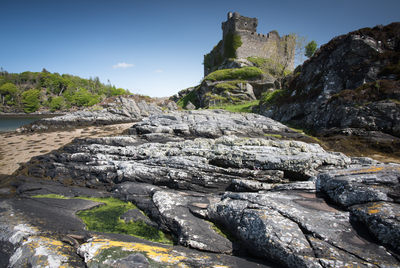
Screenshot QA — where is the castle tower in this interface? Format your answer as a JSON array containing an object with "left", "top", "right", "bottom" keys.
[
  {"left": 203, "top": 12, "right": 295, "bottom": 76},
  {"left": 222, "top": 12, "right": 258, "bottom": 36}
]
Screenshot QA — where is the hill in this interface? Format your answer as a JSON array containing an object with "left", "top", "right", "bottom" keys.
[{"left": 0, "top": 69, "right": 131, "bottom": 113}]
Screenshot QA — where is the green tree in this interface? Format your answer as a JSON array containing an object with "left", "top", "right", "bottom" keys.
[
  {"left": 49, "top": 96, "right": 66, "bottom": 111},
  {"left": 110, "top": 88, "right": 128, "bottom": 96},
  {"left": 21, "top": 89, "right": 41, "bottom": 113},
  {"left": 0, "top": 82, "right": 18, "bottom": 104},
  {"left": 71, "top": 88, "right": 101, "bottom": 107},
  {"left": 305, "top": 41, "right": 318, "bottom": 58}
]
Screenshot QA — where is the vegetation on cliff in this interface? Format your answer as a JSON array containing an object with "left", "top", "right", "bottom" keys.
[
  {"left": 0, "top": 69, "right": 131, "bottom": 113},
  {"left": 204, "top": 66, "right": 263, "bottom": 82}
]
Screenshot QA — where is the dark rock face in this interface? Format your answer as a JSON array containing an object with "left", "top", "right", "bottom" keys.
[
  {"left": 3, "top": 109, "right": 400, "bottom": 267},
  {"left": 262, "top": 23, "right": 400, "bottom": 140}
]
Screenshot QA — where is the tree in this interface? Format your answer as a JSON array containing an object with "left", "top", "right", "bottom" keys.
[
  {"left": 21, "top": 89, "right": 40, "bottom": 113},
  {"left": 305, "top": 41, "right": 318, "bottom": 58},
  {"left": 49, "top": 96, "right": 66, "bottom": 111},
  {"left": 0, "top": 82, "right": 18, "bottom": 104}
]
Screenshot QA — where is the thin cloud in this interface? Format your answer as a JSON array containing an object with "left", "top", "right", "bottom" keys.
[
  {"left": 112, "top": 62, "right": 134, "bottom": 69},
  {"left": 154, "top": 69, "right": 163, "bottom": 73}
]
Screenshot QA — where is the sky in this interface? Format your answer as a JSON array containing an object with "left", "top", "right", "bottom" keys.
[{"left": 2, "top": 0, "right": 399, "bottom": 97}]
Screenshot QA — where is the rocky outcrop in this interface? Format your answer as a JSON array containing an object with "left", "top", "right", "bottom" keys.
[
  {"left": 261, "top": 23, "right": 400, "bottom": 141},
  {"left": 18, "top": 95, "right": 177, "bottom": 132},
  {"left": 3, "top": 108, "right": 400, "bottom": 267}
]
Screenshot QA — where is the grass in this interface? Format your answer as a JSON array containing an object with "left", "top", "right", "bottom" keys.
[
  {"left": 264, "top": 133, "right": 283, "bottom": 139},
  {"left": 288, "top": 126, "right": 322, "bottom": 144},
  {"left": 204, "top": 67, "right": 263, "bottom": 82},
  {"left": 260, "top": 90, "right": 284, "bottom": 106},
  {"left": 32, "top": 195, "right": 172, "bottom": 244},
  {"left": 177, "top": 89, "right": 197, "bottom": 109},
  {"left": 214, "top": 80, "right": 246, "bottom": 91},
  {"left": 209, "top": 100, "right": 259, "bottom": 113}
]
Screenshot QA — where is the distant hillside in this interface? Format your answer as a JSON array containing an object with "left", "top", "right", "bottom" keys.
[{"left": 0, "top": 69, "right": 131, "bottom": 113}]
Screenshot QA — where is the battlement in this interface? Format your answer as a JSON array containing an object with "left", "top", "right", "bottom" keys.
[{"left": 204, "top": 12, "right": 295, "bottom": 76}]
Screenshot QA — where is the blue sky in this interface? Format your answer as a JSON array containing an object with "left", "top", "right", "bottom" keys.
[{"left": 2, "top": 0, "right": 399, "bottom": 97}]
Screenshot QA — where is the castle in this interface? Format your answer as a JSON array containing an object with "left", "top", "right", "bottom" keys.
[{"left": 204, "top": 12, "right": 295, "bottom": 76}]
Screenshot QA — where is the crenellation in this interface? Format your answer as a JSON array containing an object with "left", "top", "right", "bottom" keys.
[{"left": 204, "top": 12, "right": 295, "bottom": 76}]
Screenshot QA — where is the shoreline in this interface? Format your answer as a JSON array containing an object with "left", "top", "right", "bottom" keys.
[{"left": 0, "top": 123, "right": 134, "bottom": 175}]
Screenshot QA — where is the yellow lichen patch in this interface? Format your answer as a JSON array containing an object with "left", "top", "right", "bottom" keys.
[
  {"left": 86, "top": 238, "right": 188, "bottom": 264},
  {"left": 349, "top": 166, "right": 384, "bottom": 174},
  {"left": 22, "top": 236, "right": 75, "bottom": 267},
  {"left": 367, "top": 203, "right": 383, "bottom": 214}
]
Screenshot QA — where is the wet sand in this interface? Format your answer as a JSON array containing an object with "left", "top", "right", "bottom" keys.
[{"left": 0, "top": 123, "right": 133, "bottom": 175}]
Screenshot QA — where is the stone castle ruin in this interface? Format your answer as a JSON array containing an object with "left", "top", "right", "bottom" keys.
[{"left": 204, "top": 12, "right": 295, "bottom": 76}]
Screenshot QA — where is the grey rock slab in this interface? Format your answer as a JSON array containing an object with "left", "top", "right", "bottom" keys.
[
  {"left": 317, "top": 165, "right": 400, "bottom": 207},
  {"left": 105, "top": 253, "right": 150, "bottom": 268},
  {"left": 132, "top": 109, "right": 292, "bottom": 138},
  {"left": 21, "top": 135, "right": 352, "bottom": 192},
  {"left": 208, "top": 196, "right": 321, "bottom": 267},
  {"left": 350, "top": 201, "right": 400, "bottom": 253},
  {"left": 209, "top": 191, "right": 399, "bottom": 267},
  {"left": 152, "top": 190, "right": 233, "bottom": 253},
  {"left": 0, "top": 200, "right": 86, "bottom": 268}
]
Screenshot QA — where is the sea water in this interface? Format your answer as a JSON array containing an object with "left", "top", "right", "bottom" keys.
[{"left": 0, "top": 115, "right": 49, "bottom": 132}]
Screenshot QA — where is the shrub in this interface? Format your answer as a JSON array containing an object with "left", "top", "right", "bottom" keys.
[{"left": 205, "top": 67, "right": 263, "bottom": 82}]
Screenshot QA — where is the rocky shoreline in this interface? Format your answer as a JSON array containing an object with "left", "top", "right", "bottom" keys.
[{"left": 1, "top": 109, "right": 399, "bottom": 267}]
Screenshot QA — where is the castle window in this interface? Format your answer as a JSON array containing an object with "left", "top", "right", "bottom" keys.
[{"left": 244, "top": 22, "right": 247, "bottom": 26}]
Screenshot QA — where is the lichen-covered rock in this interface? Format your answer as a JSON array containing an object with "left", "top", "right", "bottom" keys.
[
  {"left": 350, "top": 202, "right": 400, "bottom": 253},
  {"left": 0, "top": 200, "right": 87, "bottom": 268},
  {"left": 21, "top": 134, "right": 351, "bottom": 192},
  {"left": 78, "top": 237, "right": 273, "bottom": 268},
  {"left": 5, "top": 107, "right": 400, "bottom": 267},
  {"left": 152, "top": 190, "right": 232, "bottom": 253},
  {"left": 316, "top": 165, "right": 400, "bottom": 207},
  {"left": 208, "top": 191, "right": 399, "bottom": 267},
  {"left": 131, "top": 109, "right": 291, "bottom": 138}
]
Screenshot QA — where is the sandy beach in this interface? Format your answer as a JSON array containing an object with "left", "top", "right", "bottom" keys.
[{"left": 0, "top": 123, "right": 133, "bottom": 175}]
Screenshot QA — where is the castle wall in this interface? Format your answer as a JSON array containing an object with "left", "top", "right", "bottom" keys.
[
  {"left": 204, "top": 12, "right": 295, "bottom": 76},
  {"left": 236, "top": 31, "right": 295, "bottom": 71},
  {"left": 236, "top": 32, "right": 278, "bottom": 60}
]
